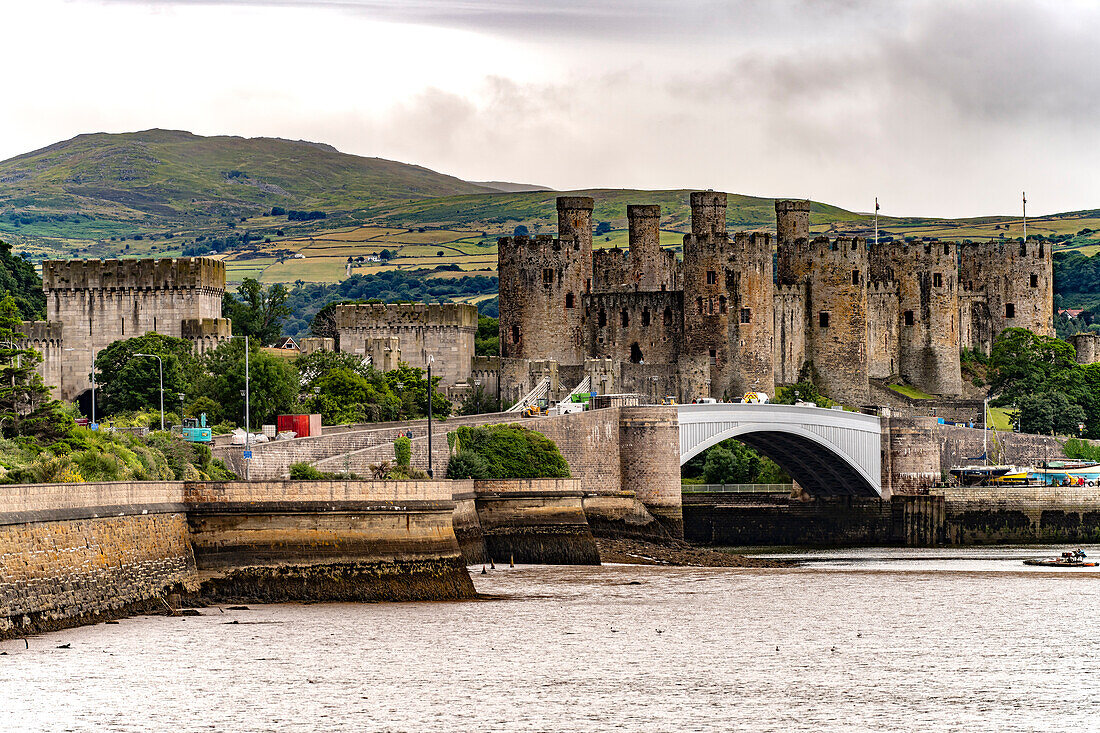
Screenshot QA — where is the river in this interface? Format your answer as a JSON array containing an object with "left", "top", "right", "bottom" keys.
[{"left": 2, "top": 546, "right": 1098, "bottom": 732}]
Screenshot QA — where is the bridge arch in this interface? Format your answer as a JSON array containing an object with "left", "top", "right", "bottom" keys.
[{"left": 678, "top": 404, "right": 882, "bottom": 497}]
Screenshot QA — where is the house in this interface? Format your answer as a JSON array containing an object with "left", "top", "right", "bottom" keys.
[{"left": 1060, "top": 308, "right": 1085, "bottom": 319}]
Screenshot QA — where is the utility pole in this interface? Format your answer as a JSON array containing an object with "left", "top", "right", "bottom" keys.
[{"left": 245, "top": 335, "right": 251, "bottom": 481}]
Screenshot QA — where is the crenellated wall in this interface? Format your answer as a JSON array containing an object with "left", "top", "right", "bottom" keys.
[
  {"left": 333, "top": 302, "right": 477, "bottom": 388},
  {"left": 39, "top": 257, "right": 229, "bottom": 400}
]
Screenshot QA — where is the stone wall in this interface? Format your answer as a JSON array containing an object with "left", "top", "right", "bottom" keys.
[
  {"left": 618, "top": 406, "right": 682, "bottom": 534},
  {"left": 333, "top": 302, "right": 477, "bottom": 388},
  {"left": 42, "top": 257, "right": 227, "bottom": 400},
  {"left": 0, "top": 481, "right": 194, "bottom": 639},
  {"left": 934, "top": 484, "right": 1100, "bottom": 544},
  {"left": 185, "top": 480, "right": 474, "bottom": 602},
  {"left": 584, "top": 290, "right": 682, "bottom": 366},
  {"left": 468, "top": 478, "right": 599, "bottom": 565}
]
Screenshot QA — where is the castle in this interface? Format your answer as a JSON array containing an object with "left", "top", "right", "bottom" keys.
[
  {"left": 22, "top": 258, "right": 232, "bottom": 401},
  {"left": 496, "top": 194, "right": 1053, "bottom": 405}
]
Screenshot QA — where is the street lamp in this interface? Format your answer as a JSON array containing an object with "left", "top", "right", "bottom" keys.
[
  {"left": 426, "top": 354, "right": 434, "bottom": 478},
  {"left": 132, "top": 353, "right": 164, "bottom": 431}
]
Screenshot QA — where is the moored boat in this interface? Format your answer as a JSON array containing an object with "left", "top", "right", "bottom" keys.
[{"left": 1023, "top": 549, "right": 1098, "bottom": 567}]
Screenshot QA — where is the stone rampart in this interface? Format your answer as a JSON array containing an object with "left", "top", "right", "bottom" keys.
[
  {"left": 933, "top": 484, "right": 1100, "bottom": 544},
  {"left": 467, "top": 478, "right": 599, "bottom": 565},
  {"left": 0, "top": 481, "right": 194, "bottom": 639}
]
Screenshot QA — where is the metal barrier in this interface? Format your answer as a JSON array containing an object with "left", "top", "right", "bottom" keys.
[{"left": 680, "top": 483, "right": 794, "bottom": 494}]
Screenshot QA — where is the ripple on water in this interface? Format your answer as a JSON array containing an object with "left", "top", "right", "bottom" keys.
[{"left": 2, "top": 549, "right": 1098, "bottom": 732}]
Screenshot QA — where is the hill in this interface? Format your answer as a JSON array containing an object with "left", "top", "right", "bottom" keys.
[{"left": 0, "top": 129, "right": 495, "bottom": 252}]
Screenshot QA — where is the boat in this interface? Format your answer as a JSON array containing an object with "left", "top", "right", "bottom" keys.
[
  {"left": 1023, "top": 550, "right": 1098, "bottom": 567},
  {"left": 1030, "top": 460, "right": 1100, "bottom": 487},
  {"left": 949, "top": 465, "right": 1027, "bottom": 486}
]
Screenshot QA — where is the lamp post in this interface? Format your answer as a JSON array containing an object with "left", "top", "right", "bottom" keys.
[
  {"left": 651, "top": 375, "right": 659, "bottom": 404},
  {"left": 132, "top": 353, "right": 164, "bottom": 431},
  {"left": 426, "top": 355, "right": 434, "bottom": 478}
]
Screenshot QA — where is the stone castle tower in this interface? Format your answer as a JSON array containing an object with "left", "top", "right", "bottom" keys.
[
  {"left": 498, "top": 197, "right": 594, "bottom": 365},
  {"left": 495, "top": 192, "right": 1053, "bottom": 407},
  {"left": 28, "top": 257, "right": 231, "bottom": 400}
]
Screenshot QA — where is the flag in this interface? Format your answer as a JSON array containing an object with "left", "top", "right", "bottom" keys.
[
  {"left": 875, "top": 197, "right": 880, "bottom": 212},
  {"left": 1023, "top": 192, "right": 1027, "bottom": 206}
]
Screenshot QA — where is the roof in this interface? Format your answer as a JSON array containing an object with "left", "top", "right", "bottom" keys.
[{"left": 272, "top": 336, "right": 300, "bottom": 350}]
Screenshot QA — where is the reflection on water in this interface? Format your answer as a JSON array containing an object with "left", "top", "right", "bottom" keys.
[{"left": 2, "top": 547, "right": 1099, "bottom": 732}]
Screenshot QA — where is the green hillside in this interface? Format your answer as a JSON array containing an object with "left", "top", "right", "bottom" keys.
[{"left": 0, "top": 129, "right": 494, "bottom": 250}]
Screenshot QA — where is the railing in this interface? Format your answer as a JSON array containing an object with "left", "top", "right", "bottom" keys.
[
  {"left": 680, "top": 483, "right": 794, "bottom": 494},
  {"left": 505, "top": 376, "right": 551, "bottom": 413}
]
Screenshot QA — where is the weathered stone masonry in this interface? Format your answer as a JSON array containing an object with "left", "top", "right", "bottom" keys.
[{"left": 497, "top": 193, "right": 1053, "bottom": 406}]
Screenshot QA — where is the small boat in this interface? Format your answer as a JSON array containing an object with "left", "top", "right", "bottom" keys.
[
  {"left": 1023, "top": 550, "right": 1098, "bottom": 567},
  {"left": 950, "top": 465, "right": 1021, "bottom": 486}
]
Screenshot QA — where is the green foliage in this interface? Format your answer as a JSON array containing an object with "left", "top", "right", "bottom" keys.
[
  {"left": 197, "top": 339, "right": 298, "bottom": 426},
  {"left": 772, "top": 380, "right": 835, "bottom": 408},
  {"left": 0, "top": 294, "right": 73, "bottom": 443},
  {"left": 1015, "top": 391, "right": 1087, "bottom": 436},
  {"left": 475, "top": 316, "right": 499, "bottom": 357},
  {"left": 0, "top": 241, "right": 45, "bottom": 320},
  {"left": 682, "top": 437, "right": 790, "bottom": 485},
  {"left": 94, "top": 333, "right": 200, "bottom": 416},
  {"left": 449, "top": 424, "right": 569, "bottom": 479},
  {"left": 445, "top": 449, "right": 491, "bottom": 480},
  {"left": 394, "top": 435, "right": 411, "bottom": 470},
  {"left": 457, "top": 384, "right": 501, "bottom": 416},
  {"left": 1062, "top": 438, "right": 1100, "bottom": 461},
  {"left": 223, "top": 278, "right": 291, "bottom": 345},
  {"left": 0, "top": 427, "right": 236, "bottom": 484},
  {"left": 290, "top": 461, "right": 325, "bottom": 480},
  {"left": 988, "top": 328, "right": 1079, "bottom": 405},
  {"left": 295, "top": 351, "right": 447, "bottom": 424}
]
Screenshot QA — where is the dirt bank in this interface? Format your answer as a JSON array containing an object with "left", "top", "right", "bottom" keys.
[{"left": 596, "top": 537, "right": 790, "bottom": 567}]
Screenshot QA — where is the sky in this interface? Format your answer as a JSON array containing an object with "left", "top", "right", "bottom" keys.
[{"left": 2, "top": 0, "right": 1098, "bottom": 217}]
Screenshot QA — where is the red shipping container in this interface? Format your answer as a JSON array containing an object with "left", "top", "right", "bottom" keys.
[{"left": 277, "top": 414, "right": 311, "bottom": 437}]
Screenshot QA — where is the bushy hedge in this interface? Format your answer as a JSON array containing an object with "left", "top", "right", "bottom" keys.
[{"left": 446, "top": 424, "right": 569, "bottom": 479}]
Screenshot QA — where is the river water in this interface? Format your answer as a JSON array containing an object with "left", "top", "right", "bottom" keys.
[{"left": 3, "top": 546, "right": 1099, "bottom": 732}]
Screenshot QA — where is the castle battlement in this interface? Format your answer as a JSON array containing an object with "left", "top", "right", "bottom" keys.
[
  {"left": 333, "top": 302, "right": 478, "bottom": 329},
  {"left": 181, "top": 318, "right": 233, "bottom": 340},
  {"left": 808, "top": 235, "right": 867, "bottom": 259},
  {"left": 868, "top": 280, "right": 900, "bottom": 296},
  {"left": 17, "top": 320, "right": 63, "bottom": 343},
  {"left": 42, "top": 257, "right": 226, "bottom": 292},
  {"left": 773, "top": 283, "right": 807, "bottom": 300}
]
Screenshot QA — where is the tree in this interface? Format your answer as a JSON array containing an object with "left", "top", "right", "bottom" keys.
[
  {"left": 197, "top": 339, "right": 297, "bottom": 427},
  {"left": 513, "top": 225, "right": 529, "bottom": 237},
  {"left": 222, "top": 278, "right": 291, "bottom": 345},
  {"left": 0, "top": 294, "right": 72, "bottom": 442},
  {"left": 475, "top": 316, "right": 499, "bottom": 356},
  {"left": 0, "top": 240, "right": 45, "bottom": 320},
  {"left": 458, "top": 384, "right": 500, "bottom": 416},
  {"left": 385, "top": 363, "right": 451, "bottom": 419},
  {"left": 988, "top": 328, "right": 1078, "bottom": 405},
  {"left": 594, "top": 221, "right": 612, "bottom": 235},
  {"left": 1017, "top": 391, "right": 1087, "bottom": 436},
  {"left": 94, "top": 334, "right": 200, "bottom": 416}
]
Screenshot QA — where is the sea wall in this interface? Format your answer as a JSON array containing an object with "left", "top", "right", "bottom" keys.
[
  {"left": 935, "top": 484, "right": 1100, "bottom": 544},
  {"left": 469, "top": 478, "right": 599, "bottom": 565},
  {"left": 184, "top": 480, "right": 475, "bottom": 602},
  {"left": 0, "top": 481, "right": 195, "bottom": 640}
]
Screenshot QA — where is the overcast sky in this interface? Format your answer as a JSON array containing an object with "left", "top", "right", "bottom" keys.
[{"left": 3, "top": 0, "right": 1097, "bottom": 217}]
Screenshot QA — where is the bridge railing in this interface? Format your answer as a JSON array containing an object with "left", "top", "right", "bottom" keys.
[{"left": 681, "top": 483, "right": 794, "bottom": 494}]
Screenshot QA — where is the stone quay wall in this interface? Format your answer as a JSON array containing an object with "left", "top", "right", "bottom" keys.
[
  {"left": 466, "top": 478, "right": 599, "bottom": 565},
  {"left": 933, "top": 484, "right": 1100, "bottom": 544},
  {"left": 0, "top": 481, "right": 194, "bottom": 639}
]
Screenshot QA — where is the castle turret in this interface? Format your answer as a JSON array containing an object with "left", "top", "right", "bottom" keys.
[
  {"left": 807, "top": 236, "right": 869, "bottom": 405},
  {"left": 682, "top": 193, "right": 730, "bottom": 399},
  {"left": 681, "top": 192, "right": 775, "bottom": 399},
  {"left": 960, "top": 238, "right": 1053, "bottom": 349},
  {"left": 775, "top": 200, "right": 811, "bottom": 286},
  {"left": 497, "top": 196, "right": 594, "bottom": 365},
  {"left": 870, "top": 241, "right": 962, "bottom": 395}
]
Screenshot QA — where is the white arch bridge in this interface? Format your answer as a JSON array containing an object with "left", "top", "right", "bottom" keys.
[{"left": 678, "top": 404, "right": 883, "bottom": 497}]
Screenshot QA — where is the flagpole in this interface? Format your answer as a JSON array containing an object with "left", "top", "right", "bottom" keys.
[
  {"left": 1022, "top": 191, "right": 1027, "bottom": 242},
  {"left": 874, "top": 197, "right": 879, "bottom": 247}
]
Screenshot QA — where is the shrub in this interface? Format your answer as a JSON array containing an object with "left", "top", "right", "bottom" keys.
[
  {"left": 394, "top": 435, "right": 411, "bottom": 469},
  {"left": 450, "top": 424, "right": 569, "bottom": 479},
  {"left": 445, "top": 449, "right": 491, "bottom": 479},
  {"left": 290, "top": 461, "right": 325, "bottom": 480}
]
